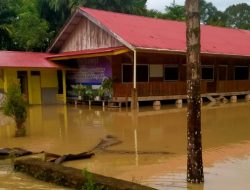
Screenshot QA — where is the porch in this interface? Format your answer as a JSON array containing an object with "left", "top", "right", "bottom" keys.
[{"left": 112, "top": 80, "right": 250, "bottom": 101}]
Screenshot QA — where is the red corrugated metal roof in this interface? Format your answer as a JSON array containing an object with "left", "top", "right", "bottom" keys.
[
  {"left": 47, "top": 46, "right": 129, "bottom": 60},
  {"left": 80, "top": 7, "right": 250, "bottom": 57},
  {"left": 0, "top": 51, "right": 59, "bottom": 68}
]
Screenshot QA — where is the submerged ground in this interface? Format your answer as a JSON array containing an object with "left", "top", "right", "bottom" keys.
[{"left": 0, "top": 102, "right": 250, "bottom": 189}]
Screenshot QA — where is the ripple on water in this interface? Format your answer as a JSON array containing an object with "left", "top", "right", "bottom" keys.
[{"left": 142, "top": 155, "right": 250, "bottom": 190}]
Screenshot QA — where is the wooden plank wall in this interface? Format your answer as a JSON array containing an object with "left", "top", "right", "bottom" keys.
[
  {"left": 60, "top": 17, "right": 122, "bottom": 52},
  {"left": 111, "top": 52, "right": 250, "bottom": 97}
]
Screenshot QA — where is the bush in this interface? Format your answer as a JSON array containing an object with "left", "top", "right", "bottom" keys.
[
  {"left": 2, "top": 82, "right": 27, "bottom": 130},
  {"left": 82, "top": 170, "right": 103, "bottom": 190}
]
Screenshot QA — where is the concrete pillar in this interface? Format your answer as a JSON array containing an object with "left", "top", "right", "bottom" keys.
[
  {"left": 176, "top": 99, "right": 183, "bottom": 108},
  {"left": 153, "top": 101, "right": 161, "bottom": 110},
  {"left": 230, "top": 95, "right": 237, "bottom": 103},
  {"left": 153, "top": 101, "right": 161, "bottom": 106},
  {"left": 245, "top": 94, "right": 250, "bottom": 102}
]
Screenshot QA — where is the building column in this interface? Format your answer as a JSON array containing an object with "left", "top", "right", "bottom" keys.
[
  {"left": 131, "top": 50, "right": 138, "bottom": 109},
  {"left": 62, "top": 70, "right": 67, "bottom": 104}
]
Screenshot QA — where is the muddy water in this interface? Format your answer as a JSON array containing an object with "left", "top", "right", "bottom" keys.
[{"left": 0, "top": 102, "right": 250, "bottom": 189}]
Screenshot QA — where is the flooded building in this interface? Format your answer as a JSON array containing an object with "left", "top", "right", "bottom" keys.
[
  {"left": 0, "top": 51, "right": 66, "bottom": 105},
  {"left": 0, "top": 7, "right": 250, "bottom": 105}
]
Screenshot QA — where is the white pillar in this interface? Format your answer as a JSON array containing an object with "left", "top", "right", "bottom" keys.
[
  {"left": 131, "top": 50, "right": 138, "bottom": 109},
  {"left": 245, "top": 94, "right": 250, "bottom": 102},
  {"left": 230, "top": 95, "right": 237, "bottom": 103},
  {"left": 176, "top": 99, "right": 183, "bottom": 108}
]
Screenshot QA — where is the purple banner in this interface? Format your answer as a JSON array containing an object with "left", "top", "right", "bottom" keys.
[{"left": 66, "top": 57, "right": 112, "bottom": 85}]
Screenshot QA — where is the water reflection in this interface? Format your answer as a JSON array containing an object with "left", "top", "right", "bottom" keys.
[{"left": 0, "top": 102, "right": 250, "bottom": 189}]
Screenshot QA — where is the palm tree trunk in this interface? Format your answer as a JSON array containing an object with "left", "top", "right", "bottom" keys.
[{"left": 185, "top": 0, "right": 204, "bottom": 183}]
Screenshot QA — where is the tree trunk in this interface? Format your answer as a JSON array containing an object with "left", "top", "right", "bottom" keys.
[
  {"left": 15, "top": 122, "right": 26, "bottom": 137},
  {"left": 185, "top": 0, "right": 204, "bottom": 183}
]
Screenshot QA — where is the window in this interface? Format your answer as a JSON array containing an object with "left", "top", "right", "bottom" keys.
[
  {"left": 164, "top": 65, "right": 179, "bottom": 81},
  {"left": 202, "top": 66, "right": 214, "bottom": 81},
  {"left": 31, "top": 71, "right": 40, "bottom": 76},
  {"left": 235, "top": 66, "right": 249, "bottom": 80},
  {"left": 17, "top": 71, "right": 28, "bottom": 94},
  {"left": 122, "top": 64, "right": 149, "bottom": 82},
  {"left": 137, "top": 65, "right": 149, "bottom": 82},
  {"left": 122, "top": 64, "right": 133, "bottom": 82}
]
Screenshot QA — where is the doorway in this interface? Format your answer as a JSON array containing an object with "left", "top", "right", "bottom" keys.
[{"left": 17, "top": 71, "right": 29, "bottom": 101}]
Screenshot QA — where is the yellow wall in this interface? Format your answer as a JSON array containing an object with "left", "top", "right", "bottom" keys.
[
  {"left": 0, "top": 79, "right": 3, "bottom": 90},
  {"left": 1, "top": 68, "right": 66, "bottom": 105},
  {"left": 3, "top": 69, "right": 17, "bottom": 91},
  {"left": 0, "top": 69, "right": 3, "bottom": 89},
  {"left": 40, "top": 70, "right": 58, "bottom": 88}
]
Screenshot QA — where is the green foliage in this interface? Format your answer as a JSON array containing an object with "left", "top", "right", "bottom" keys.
[
  {"left": 2, "top": 82, "right": 27, "bottom": 129},
  {"left": 82, "top": 169, "right": 103, "bottom": 190},
  {"left": 71, "top": 84, "right": 97, "bottom": 100},
  {"left": 165, "top": 3, "right": 185, "bottom": 21},
  {"left": 200, "top": 0, "right": 219, "bottom": 24},
  {"left": 224, "top": 3, "right": 250, "bottom": 30},
  {"left": 9, "top": 0, "right": 52, "bottom": 51},
  {"left": 0, "top": 0, "right": 19, "bottom": 50},
  {"left": 99, "top": 78, "right": 112, "bottom": 100},
  {"left": 145, "top": 9, "right": 166, "bottom": 19},
  {"left": 71, "top": 84, "right": 86, "bottom": 98}
]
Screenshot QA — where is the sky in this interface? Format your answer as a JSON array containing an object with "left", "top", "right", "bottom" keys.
[{"left": 147, "top": 0, "right": 250, "bottom": 12}]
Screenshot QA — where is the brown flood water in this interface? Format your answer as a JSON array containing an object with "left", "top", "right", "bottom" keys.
[{"left": 0, "top": 102, "right": 250, "bottom": 189}]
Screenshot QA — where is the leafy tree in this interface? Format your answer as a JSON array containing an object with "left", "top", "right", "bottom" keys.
[
  {"left": 2, "top": 81, "right": 27, "bottom": 137},
  {"left": 10, "top": 0, "right": 51, "bottom": 51},
  {"left": 37, "top": 0, "right": 75, "bottom": 35},
  {"left": 0, "top": 0, "right": 18, "bottom": 50},
  {"left": 200, "top": 0, "right": 219, "bottom": 24},
  {"left": 205, "top": 10, "right": 227, "bottom": 27},
  {"left": 165, "top": 3, "right": 185, "bottom": 21},
  {"left": 146, "top": 9, "right": 166, "bottom": 19},
  {"left": 224, "top": 3, "right": 250, "bottom": 30}
]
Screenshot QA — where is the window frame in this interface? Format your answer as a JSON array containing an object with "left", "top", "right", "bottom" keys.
[
  {"left": 122, "top": 63, "right": 149, "bottom": 83},
  {"left": 164, "top": 64, "right": 179, "bottom": 81},
  {"left": 234, "top": 66, "right": 249, "bottom": 80},
  {"left": 201, "top": 65, "right": 214, "bottom": 82}
]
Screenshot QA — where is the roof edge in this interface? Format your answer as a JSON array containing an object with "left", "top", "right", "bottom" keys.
[{"left": 136, "top": 47, "right": 250, "bottom": 59}]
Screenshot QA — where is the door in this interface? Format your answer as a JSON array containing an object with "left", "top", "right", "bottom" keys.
[
  {"left": 17, "top": 71, "right": 29, "bottom": 101},
  {"left": 30, "top": 71, "right": 41, "bottom": 104}
]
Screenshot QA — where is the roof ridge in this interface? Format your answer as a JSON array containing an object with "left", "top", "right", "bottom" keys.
[
  {"left": 80, "top": 7, "right": 250, "bottom": 33},
  {"left": 80, "top": 7, "right": 184, "bottom": 24}
]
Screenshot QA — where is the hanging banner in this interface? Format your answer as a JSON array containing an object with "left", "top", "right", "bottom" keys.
[{"left": 66, "top": 57, "right": 112, "bottom": 85}]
